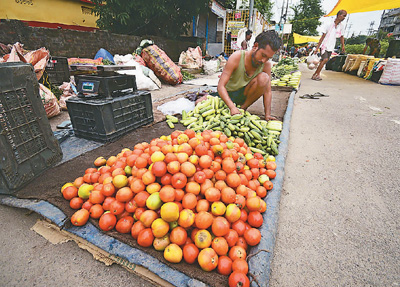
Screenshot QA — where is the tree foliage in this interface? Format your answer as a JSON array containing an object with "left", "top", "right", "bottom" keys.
[
  {"left": 346, "top": 35, "right": 368, "bottom": 45},
  {"left": 90, "top": 0, "right": 210, "bottom": 38},
  {"left": 290, "top": 0, "right": 324, "bottom": 36}
]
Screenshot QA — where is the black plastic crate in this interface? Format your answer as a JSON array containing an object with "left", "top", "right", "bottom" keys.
[
  {"left": 332, "top": 55, "right": 347, "bottom": 72},
  {"left": 66, "top": 90, "right": 153, "bottom": 142},
  {"left": 75, "top": 74, "right": 137, "bottom": 99},
  {"left": 45, "top": 56, "right": 70, "bottom": 86},
  {"left": 0, "top": 62, "right": 63, "bottom": 194}
]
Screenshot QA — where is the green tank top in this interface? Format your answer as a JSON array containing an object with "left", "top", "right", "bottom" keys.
[{"left": 225, "top": 50, "right": 264, "bottom": 92}]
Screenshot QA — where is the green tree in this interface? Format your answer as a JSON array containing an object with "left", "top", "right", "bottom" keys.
[
  {"left": 90, "top": 0, "right": 210, "bottom": 38},
  {"left": 346, "top": 35, "right": 368, "bottom": 45},
  {"left": 255, "top": 0, "right": 274, "bottom": 22},
  {"left": 290, "top": 0, "right": 324, "bottom": 36}
]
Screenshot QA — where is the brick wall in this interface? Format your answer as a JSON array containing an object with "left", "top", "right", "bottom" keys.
[{"left": 0, "top": 20, "right": 205, "bottom": 61}]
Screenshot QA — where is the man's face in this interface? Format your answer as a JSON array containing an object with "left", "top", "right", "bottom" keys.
[
  {"left": 251, "top": 43, "right": 275, "bottom": 68},
  {"left": 337, "top": 12, "right": 347, "bottom": 23},
  {"left": 246, "top": 34, "right": 252, "bottom": 41}
]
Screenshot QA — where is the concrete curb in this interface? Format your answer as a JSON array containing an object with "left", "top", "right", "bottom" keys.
[
  {"left": 0, "top": 89, "right": 296, "bottom": 287},
  {"left": 248, "top": 89, "right": 296, "bottom": 286}
]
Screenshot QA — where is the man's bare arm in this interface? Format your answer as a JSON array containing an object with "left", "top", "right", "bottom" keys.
[{"left": 217, "top": 52, "right": 241, "bottom": 115}]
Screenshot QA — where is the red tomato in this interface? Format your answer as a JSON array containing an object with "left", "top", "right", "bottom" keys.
[{"left": 183, "top": 243, "right": 199, "bottom": 264}]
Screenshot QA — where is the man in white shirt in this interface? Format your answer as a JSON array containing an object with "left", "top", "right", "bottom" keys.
[{"left": 312, "top": 10, "right": 347, "bottom": 81}]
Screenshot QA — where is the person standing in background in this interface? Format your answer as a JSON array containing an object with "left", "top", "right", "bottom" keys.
[
  {"left": 363, "top": 38, "right": 381, "bottom": 58},
  {"left": 241, "top": 30, "right": 253, "bottom": 50},
  {"left": 312, "top": 10, "right": 347, "bottom": 81}
]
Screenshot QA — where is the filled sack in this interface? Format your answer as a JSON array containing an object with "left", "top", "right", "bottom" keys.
[
  {"left": 379, "top": 58, "right": 400, "bottom": 85},
  {"left": 141, "top": 45, "right": 182, "bottom": 85}
]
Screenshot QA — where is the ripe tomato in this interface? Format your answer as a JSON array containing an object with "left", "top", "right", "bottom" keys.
[
  {"left": 229, "top": 246, "right": 247, "bottom": 261},
  {"left": 232, "top": 220, "right": 246, "bottom": 236},
  {"left": 137, "top": 228, "right": 154, "bottom": 247},
  {"left": 229, "top": 271, "right": 250, "bottom": 287},
  {"left": 131, "top": 221, "right": 146, "bottom": 239},
  {"left": 99, "top": 212, "right": 117, "bottom": 231},
  {"left": 183, "top": 243, "right": 199, "bottom": 264},
  {"left": 198, "top": 248, "right": 218, "bottom": 271},
  {"left": 247, "top": 211, "right": 263, "bottom": 228},
  {"left": 244, "top": 228, "right": 261, "bottom": 246},
  {"left": 217, "top": 255, "right": 232, "bottom": 276},
  {"left": 232, "top": 259, "right": 248, "bottom": 274},
  {"left": 115, "top": 216, "right": 134, "bottom": 234},
  {"left": 70, "top": 197, "right": 84, "bottom": 210},
  {"left": 62, "top": 186, "right": 78, "bottom": 200},
  {"left": 70, "top": 209, "right": 89, "bottom": 226},
  {"left": 89, "top": 204, "right": 104, "bottom": 219},
  {"left": 109, "top": 200, "right": 125, "bottom": 216},
  {"left": 170, "top": 226, "right": 187, "bottom": 246},
  {"left": 224, "top": 229, "right": 239, "bottom": 247},
  {"left": 212, "top": 216, "right": 230, "bottom": 237},
  {"left": 212, "top": 237, "right": 229, "bottom": 256}
]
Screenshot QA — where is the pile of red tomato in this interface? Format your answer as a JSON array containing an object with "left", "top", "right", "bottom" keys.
[{"left": 61, "top": 129, "right": 277, "bottom": 287}]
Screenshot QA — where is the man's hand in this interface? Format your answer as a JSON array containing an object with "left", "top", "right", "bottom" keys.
[
  {"left": 230, "top": 106, "right": 241, "bottom": 115},
  {"left": 265, "top": 115, "right": 277, "bottom": 121}
]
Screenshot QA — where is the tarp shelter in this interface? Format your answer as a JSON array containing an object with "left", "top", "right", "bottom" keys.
[
  {"left": 326, "top": 0, "right": 400, "bottom": 16},
  {"left": 293, "top": 33, "right": 321, "bottom": 44}
]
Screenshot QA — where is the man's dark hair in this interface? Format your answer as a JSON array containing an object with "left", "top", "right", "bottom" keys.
[
  {"left": 255, "top": 30, "right": 282, "bottom": 51},
  {"left": 246, "top": 30, "right": 253, "bottom": 36},
  {"left": 337, "top": 9, "right": 347, "bottom": 16}
]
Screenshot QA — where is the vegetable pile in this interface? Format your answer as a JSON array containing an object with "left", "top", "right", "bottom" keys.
[
  {"left": 271, "top": 57, "right": 301, "bottom": 89},
  {"left": 166, "top": 96, "right": 282, "bottom": 157},
  {"left": 271, "top": 71, "right": 301, "bottom": 89},
  {"left": 62, "top": 128, "right": 279, "bottom": 286}
]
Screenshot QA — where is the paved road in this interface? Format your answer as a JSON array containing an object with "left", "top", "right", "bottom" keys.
[
  {"left": 269, "top": 65, "right": 400, "bottom": 286},
  {"left": 1, "top": 64, "right": 399, "bottom": 286}
]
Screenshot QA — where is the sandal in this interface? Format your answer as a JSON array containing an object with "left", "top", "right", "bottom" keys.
[
  {"left": 312, "top": 76, "right": 322, "bottom": 81},
  {"left": 299, "top": 94, "right": 318, "bottom": 99},
  {"left": 313, "top": 92, "right": 329, "bottom": 97}
]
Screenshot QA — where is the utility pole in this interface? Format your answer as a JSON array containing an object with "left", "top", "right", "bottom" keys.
[
  {"left": 367, "top": 21, "right": 375, "bottom": 36},
  {"left": 248, "top": 0, "right": 254, "bottom": 30},
  {"left": 346, "top": 23, "right": 352, "bottom": 39}
]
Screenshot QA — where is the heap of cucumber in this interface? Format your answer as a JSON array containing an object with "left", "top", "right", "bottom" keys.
[{"left": 166, "top": 96, "right": 283, "bottom": 156}]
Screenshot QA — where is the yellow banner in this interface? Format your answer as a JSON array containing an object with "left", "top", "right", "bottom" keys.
[
  {"left": 326, "top": 0, "right": 400, "bottom": 16},
  {"left": 293, "top": 33, "right": 321, "bottom": 44}
]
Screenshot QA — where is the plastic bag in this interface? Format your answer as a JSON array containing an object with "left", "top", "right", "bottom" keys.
[
  {"left": 114, "top": 54, "right": 160, "bottom": 90},
  {"left": 58, "top": 82, "right": 77, "bottom": 110},
  {"left": 39, "top": 83, "right": 61, "bottom": 118},
  {"left": 179, "top": 46, "right": 203, "bottom": 69},
  {"left": 3, "top": 43, "right": 49, "bottom": 80},
  {"left": 203, "top": 59, "right": 219, "bottom": 75},
  {"left": 94, "top": 48, "right": 115, "bottom": 64},
  {"left": 306, "top": 52, "right": 319, "bottom": 65},
  {"left": 157, "top": 97, "right": 195, "bottom": 115}
]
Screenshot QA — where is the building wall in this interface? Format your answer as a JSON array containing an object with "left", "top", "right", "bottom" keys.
[
  {"left": 379, "top": 8, "right": 400, "bottom": 38},
  {"left": 0, "top": 20, "right": 205, "bottom": 61},
  {"left": 0, "top": 0, "right": 98, "bottom": 28}
]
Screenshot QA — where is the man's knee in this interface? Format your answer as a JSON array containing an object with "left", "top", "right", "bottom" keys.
[{"left": 254, "top": 72, "right": 269, "bottom": 89}]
